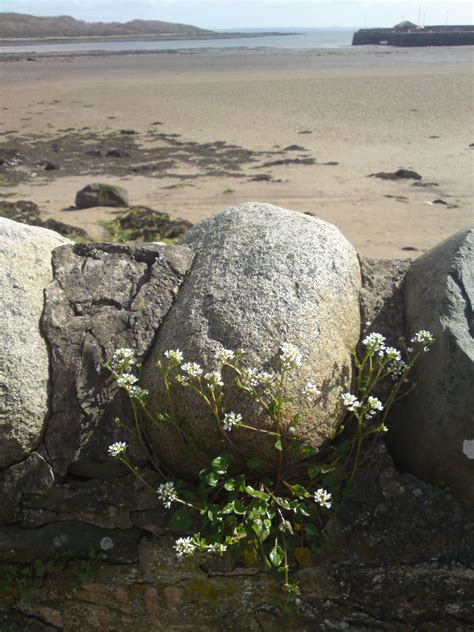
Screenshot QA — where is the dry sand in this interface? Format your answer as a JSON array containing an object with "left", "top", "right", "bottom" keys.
[{"left": 0, "top": 45, "right": 473, "bottom": 257}]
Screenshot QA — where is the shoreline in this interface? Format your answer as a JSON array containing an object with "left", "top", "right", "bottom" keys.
[
  {"left": 0, "top": 31, "right": 295, "bottom": 47},
  {"left": 1, "top": 45, "right": 472, "bottom": 259}
]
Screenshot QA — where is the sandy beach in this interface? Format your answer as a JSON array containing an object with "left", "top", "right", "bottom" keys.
[{"left": 0, "top": 44, "right": 473, "bottom": 257}]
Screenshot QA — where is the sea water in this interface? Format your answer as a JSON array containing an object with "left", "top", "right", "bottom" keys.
[{"left": 0, "top": 28, "right": 355, "bottom": 55}]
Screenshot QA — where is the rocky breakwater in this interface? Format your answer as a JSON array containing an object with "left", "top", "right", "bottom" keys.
[{"left": 0, "top": 209, "right": 473, "bottom": 631}]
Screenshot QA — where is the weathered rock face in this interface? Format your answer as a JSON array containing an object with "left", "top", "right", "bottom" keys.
[
  {"left": 387, "top": 227, "right": 474, "bottom": 505},
  {"left": 142, "top": 203, "right": 361, "bottom": 479},
  {"left": 75, "top": 183, "right": 129, "bottom": 209},
  {"left": 359, "top": 256, "right": 410, "bottom": 342},
  {"left": 1, "top": 445, "right": 473, "bottom": 631},
  {"left": 41, "top": 242, "right": 193, "bottom": 478},
  {"left": 0, "top": 218, "right": 70, "bottom": 468}
]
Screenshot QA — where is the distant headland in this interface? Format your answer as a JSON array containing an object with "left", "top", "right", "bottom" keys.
[
  {"left": 0, "top": 12, "right": 287, "bottom": 43},
  {"left": 353, "top": 21, "right": 474, "bottom": 47}
]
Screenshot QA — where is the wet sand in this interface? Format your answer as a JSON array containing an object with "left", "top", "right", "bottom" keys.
[{"left": 0, "top": 45, "right": 473, "bottom": 257}]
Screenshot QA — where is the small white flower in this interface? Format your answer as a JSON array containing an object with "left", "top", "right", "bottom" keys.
[
  {"left": 176, "top": 374, "right": 189, "bottom": 386},
  {"left": 216, "top": 348, "right": 235, "bottom": 363},
  {"left": 110, "top": 348, "right": 136, "bottom": 371},
  {"left": 367, "top": 396, "right": 384, "bottom": 412},
  {"left": 206, "top": 543, "right": 227, "bottom": 555},
  {"left": 410, "top": 330, "right": 435, "bottom": 349},
  {"left": 181, "top": 362, "right": 203, "bottom": 378},
  {"left": 222, "top": 411, "right": 242, "bottom": 431},
  {"left": 314, "top": 488, "right": 332, "bottom": 509},
  {"left": 108, "top": 441, "right": 127, "bottom": 457},
  {"left": 204, "top": 371, "right": 224, "bottom": 388},
  {"left": 303, "top": 380, "right": 321, "bottom": 401},
  {"left": 280, "top": 343, "right": 303, "bottom": 369},
  {"left": 380, "top": 424, "right": 389, "bottom": 433},
  {"left": 341, "top": 392, "right": 361, "bottom": 411},
  {"left": 174, "top": 537, "right": 196, "bottom": 559},
  {"left": 365, "top": 395, "right": 384, "bottom": 420},
  {"left": 256, "top": 370, "right": 277, "bottom": 389},
  {"left": 164, "top": 349, "right": 184, "bottom": 363},
  {"left": 240, "top": 367, "right": 260, "bottom": 390},
  {"left": 384, "top": 346, "right": 401, "bottom": 362},
  {"left": 116, "top": 373, "right": 138, "bottom": 389},
  {"left": 157, "top": 482, "right": 178, "bottom": 509},
  {"left": 362, "top": 332, "right": 386, "bottom": 356}
]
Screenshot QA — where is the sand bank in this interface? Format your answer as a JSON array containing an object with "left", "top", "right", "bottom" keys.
[{"left": 0, "top": 45, "right": 472, "bottom": 257}]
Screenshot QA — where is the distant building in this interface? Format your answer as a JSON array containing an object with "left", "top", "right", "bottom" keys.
[{"left": 393, "top": 21, "right": 419, "bottom": 32}]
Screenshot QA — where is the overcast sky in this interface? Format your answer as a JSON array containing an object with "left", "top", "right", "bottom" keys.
[{"left": 0, "top": 1, "right": 472, "bottom": 29}]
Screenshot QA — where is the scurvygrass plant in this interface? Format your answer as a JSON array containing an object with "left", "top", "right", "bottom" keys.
[{"left": 105, "top": 329, "right": 434, "bottom": 596}]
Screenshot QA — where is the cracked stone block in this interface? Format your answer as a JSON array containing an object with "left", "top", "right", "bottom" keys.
[{"left": 41, "top": 242, "right": 193, "bottom": 477}]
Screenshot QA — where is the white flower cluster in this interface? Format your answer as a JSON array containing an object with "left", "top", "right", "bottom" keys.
[
  {"left": 174, "top": 537, "right": 196, "bottom": 559},
  {"left": 365, "top": 395, "right": 384, "bottom": 420},
  {"left": 362, "top": 332, "right": 386, "bottom": 356},
  {"left": 110, "top": 348, "right": 136, "bottom": 372},
  {"left": 384, "top": 346, "right": 401, "bottom": 362},
  {"left": 164, "top": 349, "right": 184, "bottom": 363},
  {"left": 411, "top": 329, "right": 435, "bottom": 351},
  {"left": 303, "top": 380, "right": 321, "bottom": 402},
  {"left": 314, "top": 488, "right": 332, "bottom": 509},
  {"left": 222, "top": 411, "right": 242, "bottom": 431},
  {"left": 341, "top": 392, "right": 361, "bottom": 411},
  {"left": 280, "top": 343, "right": 303, "bottom": 369},
  {"left": 216, "top": 348, "right": 235, "bottom": 363},
  {"left": 116, "top": 373, "right": 148, "bottom": 399},
  {"left": 108, "top": 441, "right": 127, "bottom": 458},
  {"left": 204, "top": 371, "right": 224, "bottom": 388},
  {"left": 240, "top": 367, "right": 277, "bottom": 391},
  {"left": 206, "top": 542, "right": 227, "bottom": 555},
  {"left": 181, "top": 362, "right": 204, "bottom": 378},
  {"left": 157, "top": 481, "right": 178, "bottom": 509}
]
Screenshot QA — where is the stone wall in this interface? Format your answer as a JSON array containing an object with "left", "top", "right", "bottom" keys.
[{"left": 1, "top": 209, "right": 473, "bottom": 631}]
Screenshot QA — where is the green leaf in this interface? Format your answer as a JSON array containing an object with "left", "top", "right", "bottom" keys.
[
  {"left": 307, "top": 466, "right": 320, "bottom": 480},
  {"left": 246, "top": 456, "right": 262, "bottom": 470},
  {"left": 274, "top": 496, "right": 291, "bottom": 510},
  {"left": 169, "top": 508, "right": 194, "bottom": 533},
  {"left": 211, "top": 453, "right": 234, "bottom": 475},
  {"left": 274, "top": 438, "right": 283, "bottom": 452},
  {"left": 304, "top": 523, "right": 319, "bottom": 538},
  {"left": 224, "top": 478, "right": 236, "bottom": 491},
  {"left": 301, "top": 445, "right": 319, "bottom": 459},
  {"left": 289, "top": 484, "right": 310, "bottom": 499},
  {"left": 205, "top": 471, "right": 220, "bottom": 487},
  {"left": 269, "top": 543, "right": 284, "bottom": 567},
  {"left": 245, "top": 486, "right": 270, "bottom": 501},
  {"left": 233, "top": 499, "right": 246, "bottom": 515}
]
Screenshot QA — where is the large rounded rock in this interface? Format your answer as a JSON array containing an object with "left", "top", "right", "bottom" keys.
[
  {"left": 0, "top": 218, "right": 70, "bottom": 468},
  {"left": 142, "top": 203, "right": 361, "bottom": 479},
  {"left": 75, "top": 183, "right": 129, "bottom": 209},
  {"left": 387, "top": 227, "right": 474, "bottom": 505}
]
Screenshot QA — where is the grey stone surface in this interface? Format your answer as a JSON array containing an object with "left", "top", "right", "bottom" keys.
[
  {"left": 0, "top": 218, "right": 70, "bottom": 468},
  {"left": 359, "top": 256, "right": 411, "bottom": 342},
  {"left": 387, "top": 227, "right": 474, "bottom": 505},
  {"left": 0, "top": 521, "right": 142, "bottom": 564},
  {"left": 0, "top": 452, "right": 55, "bottom": 524},
  {"left": 142, "top": 203, "right": 361, "bottom": 479},
  {"left": 41, "top": 242, "right": 193, "bottom": 477},
  {"left": 1, "top": 445, "right": 473, "bottom": 631},
  {"left": 75, "top": 183, "right": 129, "bottom": 209}
]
